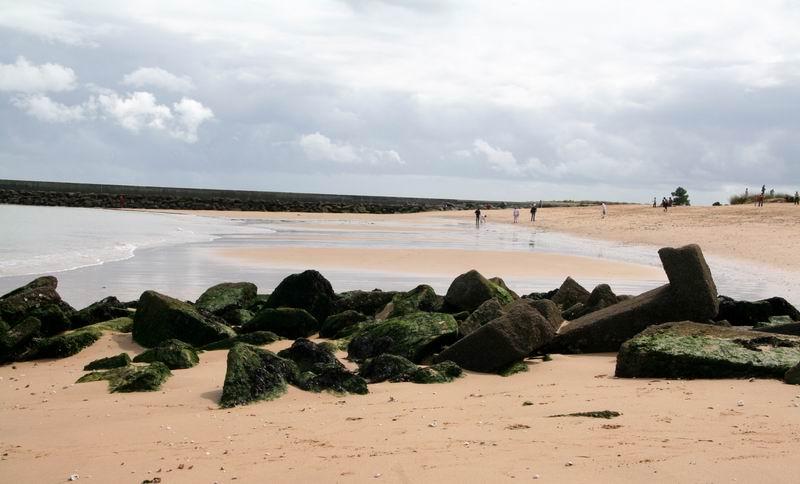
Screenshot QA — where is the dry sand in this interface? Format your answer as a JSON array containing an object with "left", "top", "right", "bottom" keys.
[{"left": 4, "top": 332, "right": 800, "bottom": 483}]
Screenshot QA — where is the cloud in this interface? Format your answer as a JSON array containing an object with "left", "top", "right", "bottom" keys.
[
  {"left": 299, "top": 132, "right": 403, "bottom": 164},
  {"left": 0, "top": 3, "right": 104, "bottom": 46},
  {"left": 11, "top": 94, "right": 86, "bottom": 122},
  {"left": 0, "top": 57, "right": 77, "bottom": 93},
  {"left": 122, "top": 67, "right": 195, "bottom": 92},
  {"left": 171, "top": 97, "right": 215, "bottom": 142}
]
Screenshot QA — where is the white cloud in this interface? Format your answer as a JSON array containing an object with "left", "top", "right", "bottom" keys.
[
  {"left": 171, "top": 97, "right": 215, "bottom": 142},
  {"left": 0, "top": 57, "right": 77, "bottom": 93},
  {"left": 122, "top": 67, "right": 195, "bottom": 92},
  {"left": 299, "top": 132, "right": 403, "bottom": 164},
  {"left": 11, "top": 94, "right": 86, "bottom": 122}
]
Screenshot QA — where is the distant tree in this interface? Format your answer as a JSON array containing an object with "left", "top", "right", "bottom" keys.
[{"left": 671, "top": 187, "right": 690, "bottom": 206}]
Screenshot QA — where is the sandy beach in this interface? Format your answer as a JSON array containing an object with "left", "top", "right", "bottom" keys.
[{"left": 2, "top": 205, "right": 800, "bottom": 483}]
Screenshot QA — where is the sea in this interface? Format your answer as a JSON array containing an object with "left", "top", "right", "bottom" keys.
[{"left": 1, "top": 205, "right": 797, "bottom": 309}]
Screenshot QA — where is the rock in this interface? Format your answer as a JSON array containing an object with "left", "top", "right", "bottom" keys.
[
  {"left": 459, "top": 299, "right": 504, "bottom": 336},
  {"left": 754, "top": 315, "right": 795, "bottom": 329},
  {"left": 759, "top": 322, "right": 800, "bottom": 337},
  {"left": 277, "top": 338, "right": 343, "bottom": 372},
  {"left": 561, "top": 302, "right": 586, "bottom": 321},
  {"left": 195, "top": 282, "right": 258, "bottom": 317},
  {"left": 488, "top": 277, "right": 520, "bottom": 299},
  {"left": 0, "top": 276, "right": 75, "bottom": 326},
  {"left": 444, "top": 270, "right": 515, "bottom": 313},
  {"left": 716, "top": 296, "right": 800, "bottom": 326},
  {"left": 525, "top": 299, "right": 563, "bottom": 332},
  {"left": 247, "top": 294, "right": 271, "bottom": 313},
  {"left": 133, "top": 339, "right": 199, "bottom": 369},
  {"left": 387, "top": 285, "right": 440, "bottom": 318},
  {"left": 240, "top": 307, "right": 319, "bottom": 339},
  {"left": 71, "top": 296, "right": 129, "bottom": 329},
  {"left": 78, "top": 362, "right": 172, "bottom": 392},
  {"left": 785, "top": 362, "right": 800, "bottom": 384},
  {"left": 266, "top": 270, "right": 336, "bottom": 322},
  {"left": 435, "top": 299, "right": 555, "bottom": 373},
  {"left": 0, "top": 316, "right": 41, "bottom": 360},
  {"left": 296, "top": 365, "right": 369, "bottom": 395},
  {"left": 132, "top": 290, "right": 235, "bottom": 348},
  {"left": 549, "top": 245, "right": 719, "bottom": 353},
  {"left": 84, "top": 353, "right": 131, "bottom": 370},
  {"left": 550, "top": 277, "right": 590, "bottom": 309},
  {"left": 219, "top": 343, "right": 300, "bottom": 408},
  {"left": 30, "top": 304, "right": 73, "bottom": 336},
  {"left": 320, "top": 310, "right": 370, "bottom": 339},
  {"left": 333, "top": 290, "right": 399, "bottom": 317},
  {"left": 84, "top": 316, "right": 133, "bottom": 333},
  {"left": 562, "top": 285, "right": 618, "bottom": 320},
  {"left": 615, "top": 321, "right": 800, "bottom": 379},
  {"left": 412, "top": 360, "right": 462, "bottom": 383},
  {"left": 200, "top": 331, "right": 282, "bottom": 351},
  {"left": 525, "top": 289, "right": 558, "bottom": 301},
  {"left": 22, "top": 327, "right": 102, "bottom": 360},
  {"left": 358, "top": 354, "right": 420, "bottom": 382},
  {"left": 347, "top": 312, "right": 459, "bottom": 363}
]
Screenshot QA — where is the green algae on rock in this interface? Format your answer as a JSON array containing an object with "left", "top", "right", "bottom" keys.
[
  {"left": 84, "top": 316, "right": 133, "bottom": 333},
  {"left": 200, "top": 331, "right": 282, "bottom": 351},
  {"left": 295, "top": 365, "right": 369, "bottom": 395},
  {"left": 133, "top": 339, "right": 199, "bottom": 369},
  {"left": 195, "top": 282, "right": 258, "bottom": 316},
  {"left": 616, "top": 321, "right": 800, "bottom": 379},
  {"left": 358, "top": 354, "right": 462, "bottom": 384},
  {"left": 411, "top": 360, "right": 463, "bottom": 384},
  {"left": 387, "top": 284, "right": 440, "bottom": 318},
  {"left": 444, "top": 270, "right": 515, "bottom": 313},
  {"left": 77, "top": 362, "right": 172, "bottom": 392},
  {"left": 498, "top": 360, "right": 529, "bottom": 377},
  {"left": 347, "top": 311, "right": 458, "bottom": 363},
  {"left": 220, "top": 343, "right": 300, "bottom": 408},
  {"left": 84, "top": 352, "right": 131, "bottom": 370},
  {"left": 23, "top": 326, "right": 102, "bottom": 360},
  {"left": 241, "top": 307, "right": 319, "bottom": 339},
  {"left": 320, "top": 310, "right": 371, "bottom": 339}
]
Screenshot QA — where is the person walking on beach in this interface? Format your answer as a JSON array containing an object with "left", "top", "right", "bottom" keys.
[
  {"left": 530, "top": 205, "right": 537, "bottom": 222},
  {"left": 652, "top": 197, "right": 657, "bottom": 208},
  {"left": 662, "top": 197, "right": 668, "bottom": 212},
  {"left": 474, "top": 208, "right": 481, "bottom": 228},
  {"left": 601, "top": 202, "right": 607, "bottom": 219},
  {"left": 512, "top": 207, "right": 520, "bottom": 223},
  {"left": 795, "top": 191, "right": 799, "bottom": 205}
]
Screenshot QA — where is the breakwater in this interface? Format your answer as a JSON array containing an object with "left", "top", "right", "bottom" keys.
[{"left": 0, "top": 179, "right": 521, "bottom": 213}]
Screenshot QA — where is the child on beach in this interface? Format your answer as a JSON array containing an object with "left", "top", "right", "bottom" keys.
[
  {"left": 601, "top": 202, "right": 607, "bottom": 219},
  {"left": 474, "top": 208, "right": 481, "bottom": 227},
  {"left": 530, "top": 206, "right": 537, "bottom": 222},
  {"left": 512, "top": 207, "right": 520, "bottom": 223}
]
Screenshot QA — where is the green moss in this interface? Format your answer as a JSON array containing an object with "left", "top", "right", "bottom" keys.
[
  {"left": 85, "top": 316, "right": 133, "bottom": 333},
  {"left": 411, "top": 361, "right": 463, "bottom": 384},
  {"left": 24, "top": 327, "right": 102, "bottom": 360},
  {"left": 84, "top": 352, "right": 131, "bottom": 370},
  {"left": 241, "top": 307, "right": 319, "bottom": 339},
  {"left": 200, "top": 331, "right": 282, "bottom": 351},
  {"left": 616, "top": 322, "right": 800, "bottom": 379},
  {"left": 195, "top": 282, "right": 257, "bottom": 315},
  {"left": 388, "top": 285, "right": 439, "bottom": 318},
  {"left": 296, "top": 364, "right": 369, "bottom": 395},
  {"left": 347, "top": 312, "right": 458, "bottom": 363},
  {"left": 549, "top": 410, "right": 621, "bottom": 419},
  {"left": 358, "top": 354, "right": 419, "bottom": 383},
  {"left": 133, "top": 340, "right": 199, "bottom": 369},
  {"left": 77, "top": 362, "right": 172, "bottom": 392},
  {"left": 219, "top": 344, "right": 300, "bottom": 408},
  {"left": 498, "top": 360, "right": 529, "bottom": 377}
]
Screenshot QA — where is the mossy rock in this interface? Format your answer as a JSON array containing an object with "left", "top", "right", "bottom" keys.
[
  {"left": 411, "top": 360, "right": 463, "bottom": 383},
  {"left": 133, "top": 339, "right": 199, "bottom": 369},
  {"left": 616, "top": 321, "right": 800, "bottom": 379},
  {"left": 347, "top": 312, "right": 458, "bottom": 363},
  {"left": 387, "top": 285, "right": 440, "bottom": 318},
  {"left": 132, "top": 290, "right": 235, "bottom": 348},
  {"left": 266, "top": 270, "right": 336, "bottom": 322},
  {"left": 85, "top": 316, "right": 134, "bottom": 333},
  {"left": 754, "top": 315, "right": 795, "bottom": 329},
  {"left": 0, "top": 276, "right": 75, "bottom": 326},
  {"left": 241, "top": 307, "right": 319, "bottom": 339},
  {"left": 358, "top": 354, "right": 419, "bottom": 383},
  {"left": 320, "top": 310, "right": 370, "bottom": 339},
  {"left": 0, "top": 316, "right": 41, "bottom": 359},
  {"left": 84, "top": 352, "right": 131, "bottom": 370},
  {"left": 444, "top": 270, "right": 515, "bottom": 313},
  {"left": 196, "top": 282, "right": 257, "bottom": 315},
  {"left": 333, "top": 290, "right": 398, "bottom": 317},
  {"left": 277, "top": 338, "right": 342, "bottom": 373},
  {"left": 71, "top": 296, "right": 129, "bottom": 329},
  {"left": 296, "top": 364, "right": 369, "bottom": 395},
  {"left": 23, "top": 327, "right": 102, "bottom": 360},
  {"left": 498, "top": 360, "right": 529, "bottom": 377},
  {"left": 78, "top": 362, "right": 172, "bottom": 392},
  {"left": 219, "top": 344, "right": 300, "bottom": 408},
  {"left": 200, "top": 331, "right": 282, "bottom": 351}
]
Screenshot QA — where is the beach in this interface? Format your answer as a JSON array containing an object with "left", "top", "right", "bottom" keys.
[{"left": 2, "top": 204, "right": 800, "bottom": 483}]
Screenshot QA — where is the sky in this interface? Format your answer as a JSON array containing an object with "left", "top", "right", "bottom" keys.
[{"left": 1, "top": 1, "right": 799, "bottom": 205}]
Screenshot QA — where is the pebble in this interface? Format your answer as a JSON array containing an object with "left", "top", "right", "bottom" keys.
[
  {"left": 737, "top": 400, "right": 744, "bottom": 407},
  {"left": 374, "top": 473, "right": 381, "bottom": 478},
  {"left": 565, "top": 461, "right": 573, "bottom": 467},
  {"left": 533, "top": 474, "right": 540, "bottom": 479},
  {"left": 68, "top": 474, "right": 79, "bottom": 481}
]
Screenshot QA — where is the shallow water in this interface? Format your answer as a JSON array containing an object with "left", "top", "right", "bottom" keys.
[{"left": 0, "top": 206, "right": 797, "bottom": 308}]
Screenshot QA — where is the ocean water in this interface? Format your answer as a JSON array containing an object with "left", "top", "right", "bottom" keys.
[{"left": 0, "top": 205, "right": 797, "bottom": 308}]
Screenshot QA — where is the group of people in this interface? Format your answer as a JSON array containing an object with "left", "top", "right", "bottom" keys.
[
  {"left": 654, "top": 197, "right": 673, "bottom": 211},
  {"left": 476, "top": 204, "right": 539, "bottom": 227},
  {"left": 751, "top": 185, "right": 799, "bottom": 206}
]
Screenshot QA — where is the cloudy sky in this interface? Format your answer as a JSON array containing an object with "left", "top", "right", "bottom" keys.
[{"left": 1, "top": 1, "right": 799, "bottom": 205}]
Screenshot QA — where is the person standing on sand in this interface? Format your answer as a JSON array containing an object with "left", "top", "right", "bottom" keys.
[
  {"left": 512, "top": 207, "right": 520, "bottom": 223},
  {"left": 474, "top": 207, "right": 481, "bottom": 228},
  {"left": 795, "top": 191, "right": 799, "bottom": 205},
  {"left": 530, "top": 205, "right": 537, "bottom": 222},
  {"left": 601, "top": 202, "right": 607, "bottom": 219},
  {"left": 653, "top": 197, "right": 657, "bottom": 208},
  {"left": 662, "top": 197, "right": 668, "bottom": 212}
]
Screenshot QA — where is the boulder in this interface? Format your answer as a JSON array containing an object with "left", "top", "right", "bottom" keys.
[
  {"left": 785, "top": 362, "right": 800, "bottom": 384},
  {"left": 616, "top": 321, "right": 800, "bottom": 379},
  {"left": 357, "top": 354, "right": 462, "bottom": 384},
  {"left": 333, "top": 290, "right": 399, "bottom": 317},
  {"left": 459, "top": 299, "right": 504, "bottom": 336},
  {"left": 320, "top": 310, "right": 371, "bottom": 339},
  {"left": 200, "top": 331, "right": 282, "bottom": 351},
  {"left": 196, "top": 282, "right": 258, "bottom": 325},
  {"left": 489, "top": 277, "right": 520, "bottom": 299},
  {"left": 84, "top": 353, "right": 131, "bottom": 370},
  {"left": 387, "top": 285, "right": 440, "bottom": 318},
  {"left": 550, "top": 277, "right": 590, "bottom": 309},
  {"left": 133, "top": 339, "right": 199, "bottom": 369},
  {"left": 277, "top": 338, "right": 343, "bottom": 373},
  {"left": 219, "top": 343, "right": 300, "bottom": 408},
  {"left": 71, "top": 296, "right": 129, "bottom": 329},
  {"left": 295, "top": 365, "right": 369, "bottom": 395},
  {"left": 22, "top": 327, "right": 102, "bottom": 360},
  {"left": 411, "top": 361, "right": 462, "bottom": 383},
  {"left": 549, "top": 245, "right": 719, "bottom": 353},
  {"left": 753, "top": 315, "right": 795, "bottom": 329},
  {"left": 716, "top": 296, "right": 800, "bottom": 326},
  {"left": 240, "top": 307, "right": 319, "bottom": 339},
  {"left": 132, "top": 290, "right": 235, "bottom": 348},
  {"left": 0, "top": 316, "right": 41, "bottom": 360},
  {"left": 78, "top": 362, "right": 172, "bottom": 393},
  {"left": 525, "top": 299, "right": 563, "bottom": 332},
  {"left": 31, "top": 304, "right": 74, "bottom": 336},
  {"left": 525, "top": 288, "right": 558, "bottom": 301},
  {"left": 347, "top": 312, "right": 458, "bottom": 363},
  {"left": 444, "top": 270, "right": 515, "bottom": 312},
  {"left": 266, "top": 270, "right": 336, "bottom": 322},
  {"left": 562, "top": 284, "right": 618, "bottom": 320},
  {"left": 757, "top": 322, "right": 800, "bottom": 337},
  {"left": 0, "top": 276, "right": 75, "bottom": 326},
  {"left": 435, "top": 299, "right": 555, "bottom": 373}
]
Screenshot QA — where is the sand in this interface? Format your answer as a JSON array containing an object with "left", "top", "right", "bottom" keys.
[{"left": 4, "top": 332, "right": 800, "bottom": 483}]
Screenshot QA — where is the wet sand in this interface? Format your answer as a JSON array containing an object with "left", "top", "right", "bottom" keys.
[{"left": 3, "top": 332, "right": 800, "bottom": 483}]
